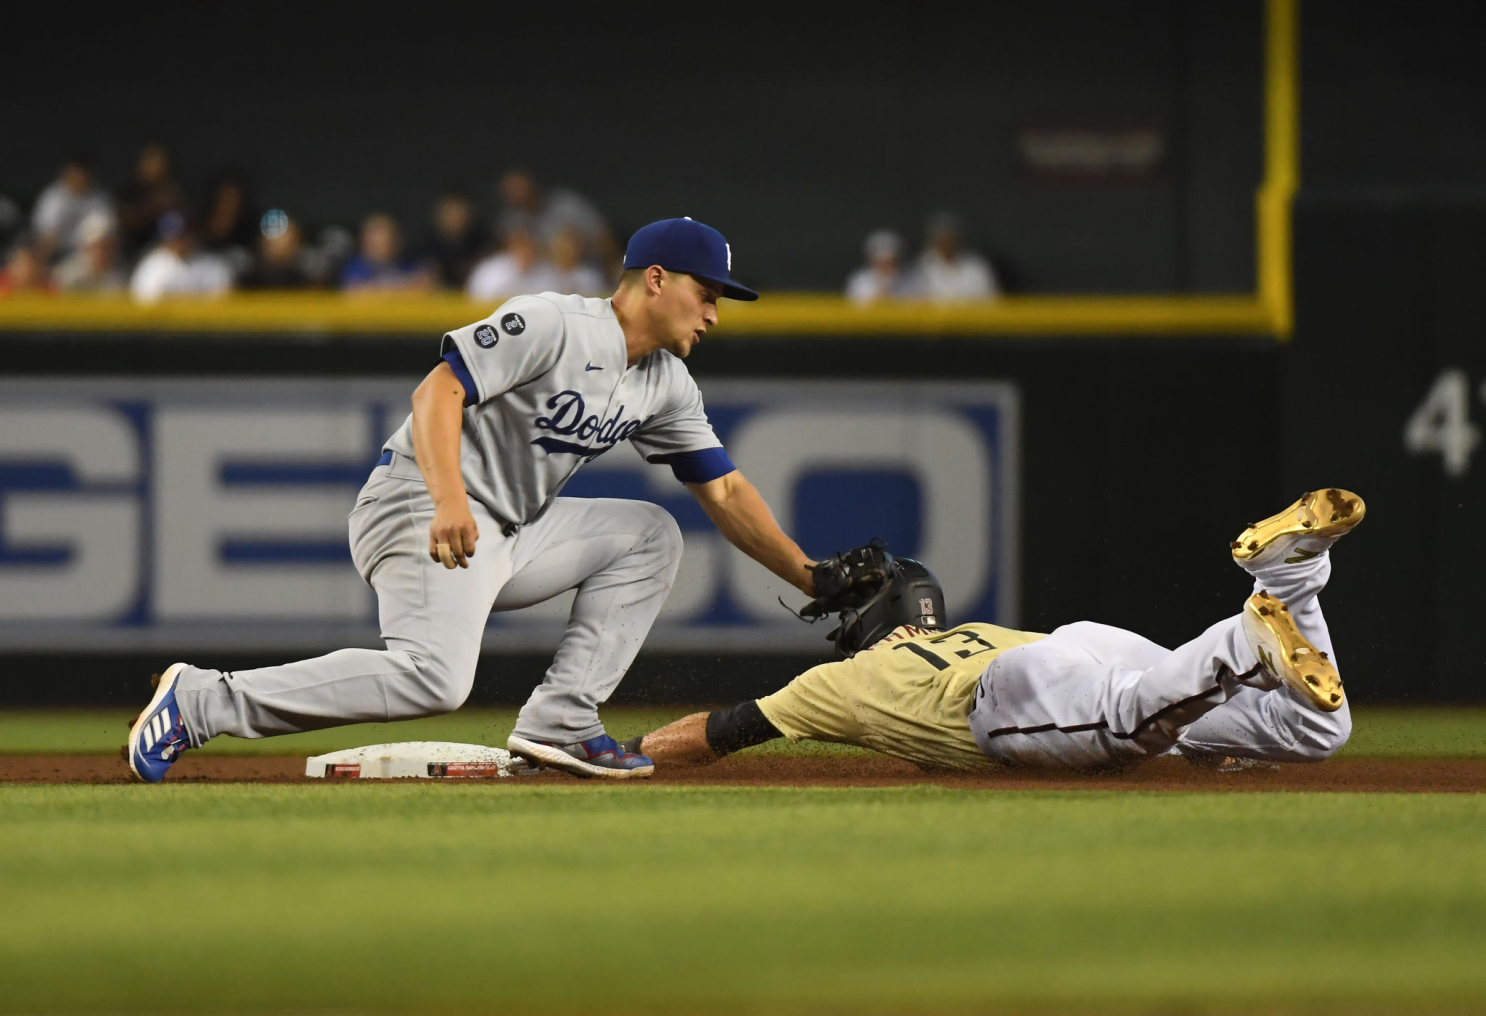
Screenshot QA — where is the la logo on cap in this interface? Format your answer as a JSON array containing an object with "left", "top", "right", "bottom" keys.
[{"left": 622, "top": 216, "right": 759, "bottom": 301}]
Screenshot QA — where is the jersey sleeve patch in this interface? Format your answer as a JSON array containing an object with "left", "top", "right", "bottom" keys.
[
  {"left": 441, "top": 296, "right": 565, "bottom": 404},
  {"left": 441, "top": 348, "right": 478, "bottom": 407},
  {"left": 647, "top": 447, "right": 736, "bottom": 484}
]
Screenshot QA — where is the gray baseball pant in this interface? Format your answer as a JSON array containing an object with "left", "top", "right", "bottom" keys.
[{"left": 174, "top": 452, "right": 683, "bottom": 746}]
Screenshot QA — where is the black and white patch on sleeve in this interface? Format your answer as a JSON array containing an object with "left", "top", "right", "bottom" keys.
[{"left": 442, "top": 296, "right": 565, "bottom": 404}]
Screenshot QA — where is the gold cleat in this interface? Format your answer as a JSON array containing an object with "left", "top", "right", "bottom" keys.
[
  {"left": 1231, "top": 488, "right": 1365, "bottom": 568},
  {"left": 1241, "top": 591, "right": 1344, "bottom": 712}
]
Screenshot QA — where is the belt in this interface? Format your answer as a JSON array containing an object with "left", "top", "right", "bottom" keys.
[{"left": 373, "top": 449, "right": 520, "bottom": 538}]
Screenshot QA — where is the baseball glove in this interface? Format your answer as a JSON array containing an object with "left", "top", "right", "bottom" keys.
[{"left": 798, "top": 540, "right": 894, "bottom": 620}]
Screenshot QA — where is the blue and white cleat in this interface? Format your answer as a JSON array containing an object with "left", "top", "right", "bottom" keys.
[
  {"left": 506, "top": 733, "right": 655, "bottom": 780},
  {"left": 127, "top": 663, "right": 192, "bottom": 783}
]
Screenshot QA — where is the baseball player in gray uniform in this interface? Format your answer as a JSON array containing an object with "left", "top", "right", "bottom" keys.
[{"left": 128, "top": 217, "right": 820, "bottom": 782}]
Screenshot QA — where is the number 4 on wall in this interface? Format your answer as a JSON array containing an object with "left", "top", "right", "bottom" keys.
[{"left": 1403, "top": 369, "right": 1486, "bottom": 478}]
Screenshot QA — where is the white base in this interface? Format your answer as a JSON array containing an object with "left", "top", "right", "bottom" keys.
[{"left": 304, "top": 741, "right": 515, "bottom": 779}]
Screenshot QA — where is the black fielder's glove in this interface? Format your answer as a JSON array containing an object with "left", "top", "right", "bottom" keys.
[{"left": 799, "top": 540, "right": 894, "bottom": 620}]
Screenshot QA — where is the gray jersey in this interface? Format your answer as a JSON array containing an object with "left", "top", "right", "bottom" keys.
[{"left": 384, "top": 292, "right": 730, "bottom": 526}]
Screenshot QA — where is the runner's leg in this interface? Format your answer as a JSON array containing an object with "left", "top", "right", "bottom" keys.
[
  {"left": 1177, "top": 553, "right": 1350, "bottom": 762},
  {"left": 970, "top": 618, "right": 1263, "bottom": 769}
]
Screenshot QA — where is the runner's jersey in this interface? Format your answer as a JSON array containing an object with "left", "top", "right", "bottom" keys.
[
  {"left": 753, "top": 622, "right": 1050, "bottom": 771},
  {"left": 383, "top": 292, "right": 732, "bottom": 525},
  {"left": 863, "top": 622, "right": 1049, "bottom": 691}
]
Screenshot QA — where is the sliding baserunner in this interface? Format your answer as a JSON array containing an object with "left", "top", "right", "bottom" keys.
[{"left": 629, "top": 490, "right": 1362, "bottom": 773}]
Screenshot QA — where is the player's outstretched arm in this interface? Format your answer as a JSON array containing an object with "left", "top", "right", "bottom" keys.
[
  {"left": 687, "top": 470, "right": 815, "bottom": 594},
  {"left": 632, "top": 712, "right": 717, "bottom": 765},
  {"left": 410, "top": 361, "right": 479, "bottom": 568},
  {"left": 630, "top": 702, "right": 785, "bottom": 766}
]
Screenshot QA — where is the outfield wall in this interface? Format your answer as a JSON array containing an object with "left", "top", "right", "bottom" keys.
[
  {"left": 3, "top": 203, "right": 1482, "bottom": 706},
  {"left": 0, "top": 330, "right": 1281, "bottom": 705},
  {"left": 1282, "top": 198, "right": 1486, "bottom": 704},
  {"left": 0, "top": 377, "right": 1019, "bottom": 653}
]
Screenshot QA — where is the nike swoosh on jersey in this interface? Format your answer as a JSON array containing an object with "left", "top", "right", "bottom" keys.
[{"left": 585, "top": 362, "right": 604, "bottom": 371}]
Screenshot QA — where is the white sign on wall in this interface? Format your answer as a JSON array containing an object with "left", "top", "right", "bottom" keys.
[{"left": 0, "top": 379, "right": 1018, "bottom": 652}]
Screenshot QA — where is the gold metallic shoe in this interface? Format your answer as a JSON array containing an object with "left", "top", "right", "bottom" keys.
[
  {"left": 1241, "top": 591, "right": 1344, "bottom": 712},
  {"left": 1231, "top": 488, "right": 1365, "bottom": 568}
]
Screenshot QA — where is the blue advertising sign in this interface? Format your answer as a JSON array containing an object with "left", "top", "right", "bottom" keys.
[{"left": 0, "top": 379, "right": 1017, "bottom": 652}]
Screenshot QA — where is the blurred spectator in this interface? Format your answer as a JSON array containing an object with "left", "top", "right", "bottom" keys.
[
  {"left": 341, "top": 213, "right": 432, "bottom": 291},
  {"left": 54, "top": 212, "right": 127, "bottom": 292},
  {"left": 0, "top": 240, "right": 53, "bottom": 295},
  {"left": 496, "top": 169, "right": 616, "bottom": 270},
  {"left": 117, "top": 143, "right": 186, "bottom": 255},
  {"left": 31, "top": 154, "right": 114, "bottom": 261},
  {"left": 201, "top": 172, "right": 259, "bottom": 276},
  {"left": 241, "top": 210, "right": 319, "bottom": 289},
  {"left": 422, "top": 188, "right": 487, "bottom": 289},
  {"left": 548, "top": 226, "right": 608, "bottom": 295},
  {"left": 301, "top": 223, "right": 355, "bottom": 287},
  {"left": 129, "top": 210, "right": 234, "bottom": 303},
  {"left": 915, "top": 212, "right": 999, "bottom": 302},
  {"left": 845, "top": 229, "right": 922, "bottom": 304},
  {"left": 466, "top": 226, "right": 557, "bottom": 302}
]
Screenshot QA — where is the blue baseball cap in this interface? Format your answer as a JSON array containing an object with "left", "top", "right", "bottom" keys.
[{"left": 622, "top": 217, "right": 759, "bottom": 301}]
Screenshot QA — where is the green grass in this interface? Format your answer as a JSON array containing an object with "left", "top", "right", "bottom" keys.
[
  {"left": 3, "top": 707, "right": 1483, "bottom": 1013},
  {"left": 1339, "top": 707, "right": 1486, "bottom": 758},
  {"left": 1, "top": 785, "right": 1483, "bottom": 1014},
  {"left": 2, "top": 705, "right": 1483, "bottom": 757}
]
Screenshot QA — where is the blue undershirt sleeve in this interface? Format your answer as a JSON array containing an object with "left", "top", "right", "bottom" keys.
[
  {"left": 440, "top": 348, "right": 478, "bottom": 407},
  {"left": 647, "top": 447, "right": 737, "bottom": 484}
]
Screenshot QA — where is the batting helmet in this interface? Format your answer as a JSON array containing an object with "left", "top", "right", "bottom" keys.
[{"left": 828, "top": 557, "right": 947, "bottom": 657}]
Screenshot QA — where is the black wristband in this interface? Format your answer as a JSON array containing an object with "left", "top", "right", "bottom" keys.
[{"left": 704, "top": 701, "right": 783, "bottom": 757}]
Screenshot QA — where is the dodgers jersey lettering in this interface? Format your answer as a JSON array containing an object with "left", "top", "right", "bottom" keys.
[{"left": 383, "top": 292, "right": 730, "bottom": 525}]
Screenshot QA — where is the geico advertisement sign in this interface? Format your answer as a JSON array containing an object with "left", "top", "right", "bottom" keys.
[{"left": 0, "top": 380, "right": 1017, "bottom": 651}]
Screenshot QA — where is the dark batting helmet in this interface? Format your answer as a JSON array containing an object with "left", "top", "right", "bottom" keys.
[{"left": 827, "top": 557, "right": 947, "bottom": 658}]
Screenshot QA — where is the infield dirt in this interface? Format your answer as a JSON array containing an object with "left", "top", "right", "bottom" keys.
[{"left": 5, "top": 751, "right": 1482, "bottom": 791}]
